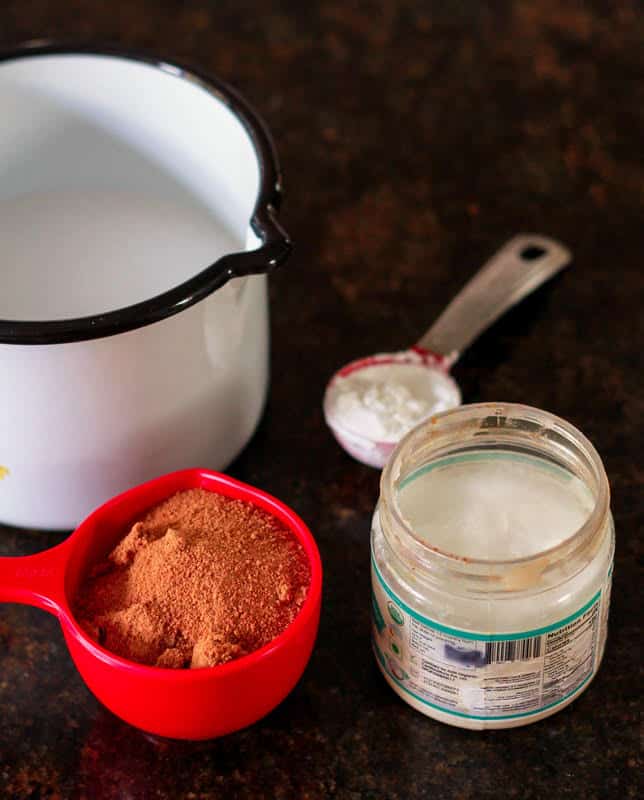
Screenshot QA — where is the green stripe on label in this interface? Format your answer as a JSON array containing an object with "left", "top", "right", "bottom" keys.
[
  {"left": 372, "top": 591, "right": 386, "bottom": 634},
  {"left": 371, "top": 553, "right": 601, "bottom": 641}
]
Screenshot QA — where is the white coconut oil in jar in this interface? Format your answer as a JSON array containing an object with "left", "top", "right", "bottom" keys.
[{"left": 371, "top": 403, "right": 614, "bottom": 730}]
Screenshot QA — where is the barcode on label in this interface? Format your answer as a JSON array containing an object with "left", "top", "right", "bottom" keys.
[{"left": 485, "top": 636, "right": 542, "bottom": 664}]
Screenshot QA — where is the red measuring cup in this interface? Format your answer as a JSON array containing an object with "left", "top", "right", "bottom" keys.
[{"left": 0, "top": 469, "right": 322, "bottom": 740}]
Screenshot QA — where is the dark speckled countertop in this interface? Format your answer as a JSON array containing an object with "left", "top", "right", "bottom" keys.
[{"left": 0, "top": 1, "right": 642, "bottom": 798}]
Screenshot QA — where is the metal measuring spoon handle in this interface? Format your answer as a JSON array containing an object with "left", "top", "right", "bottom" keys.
[{"left": 415, "top": 235, "right": 572, "bottom": 367}]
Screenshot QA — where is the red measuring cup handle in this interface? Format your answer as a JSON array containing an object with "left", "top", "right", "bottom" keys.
[{"left": 0, "top": 541, "right": 70, "bottom": 615}]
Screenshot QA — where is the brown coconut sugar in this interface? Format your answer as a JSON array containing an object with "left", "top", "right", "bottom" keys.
[{"left": 74, "top": 488, "right": 310, "bottom": 669}]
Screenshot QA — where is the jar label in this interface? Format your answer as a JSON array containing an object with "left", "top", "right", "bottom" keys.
[{"left": 371, "top": 558, "right": 612, "bottom": 721}]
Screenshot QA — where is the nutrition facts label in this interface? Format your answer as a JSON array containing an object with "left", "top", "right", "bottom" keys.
[{"left": 371, "top": 560, "right": 611, "bottom": 720}]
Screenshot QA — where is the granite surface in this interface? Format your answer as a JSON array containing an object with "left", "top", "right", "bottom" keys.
[{"left": 0, "top": 1, "right": 642, "bottom": 798}]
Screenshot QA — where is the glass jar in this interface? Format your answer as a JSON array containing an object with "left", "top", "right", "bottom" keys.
[{"left": 371, "top": 402, "right": 614, "bottom": 730}]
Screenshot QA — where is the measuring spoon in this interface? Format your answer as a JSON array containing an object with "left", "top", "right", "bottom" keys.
[{"left": 323, "top": 235, "right": 571, "bottom": 468}]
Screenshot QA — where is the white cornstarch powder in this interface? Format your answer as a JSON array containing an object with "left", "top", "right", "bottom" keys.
[{"left": 326, "top": 358, "right": 461, "bottom": 443}]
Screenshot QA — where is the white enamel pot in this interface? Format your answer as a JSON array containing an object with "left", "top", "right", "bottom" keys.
[{"left": 0, "top": 44, "right": 291, "bottom": 529}]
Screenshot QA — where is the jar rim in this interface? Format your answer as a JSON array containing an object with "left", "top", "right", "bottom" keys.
[{"left": 380, "top": 402, "right": 610, "bottom": 569}]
